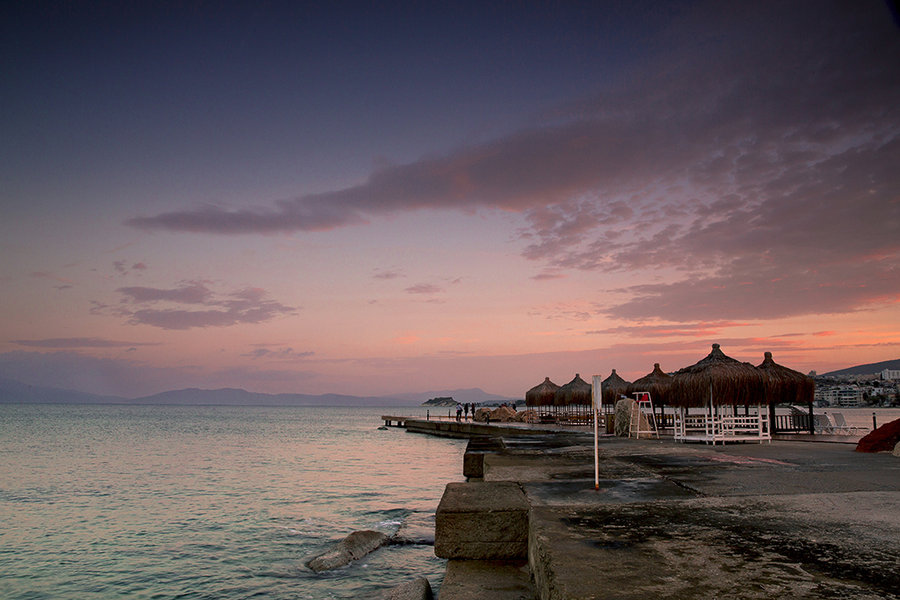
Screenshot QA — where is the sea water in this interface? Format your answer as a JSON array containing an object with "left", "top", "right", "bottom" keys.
[{"left": 0, "top": 403, "right": 466, "bottom": 599}]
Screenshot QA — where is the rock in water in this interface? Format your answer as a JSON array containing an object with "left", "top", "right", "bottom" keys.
[
  {"left": 306, "top": 530, "right": 388, "bottom": 572},
  {"left": 380, "top": 577, "right": 433, "bottom": 600},
  {"left": 390, "top": 512, "right": 435, "bottom": 545}
]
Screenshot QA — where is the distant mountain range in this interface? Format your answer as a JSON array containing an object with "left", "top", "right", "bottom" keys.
[
  {"left": 822, "top": 358, "right": 900, "bottom": 377},
  {"left": 0, "top": 376, "right": 518, "bottom": 407}
]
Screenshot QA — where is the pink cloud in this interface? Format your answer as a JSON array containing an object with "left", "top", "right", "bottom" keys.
[
  {"left": 118, "top": 281, "right": 213, "bottom": 304},
  {"left": 405, "top": 283, "right": 443, "bottom": 295},
  {"left": 123, "top": 1, "right": 900, "bottom": 322},
  {"left": 588, "top": 321, "right": 749, "bottom": 338},
  {"left": 242, "top": 347, "right": 315, "bottom": 360},
  {"left": 12, "top": 337, "right": 158, "bottom": 349},
  {"left": 96, "top": 281, "right": 296, "bottom": 330},
  {"left": 373, "top": 268, "right": 404, "bottom": 280}
]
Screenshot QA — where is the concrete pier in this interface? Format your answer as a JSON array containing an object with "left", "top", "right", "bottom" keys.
[{"left": 432, "top": 429, "right": 900, "bottom": 599}]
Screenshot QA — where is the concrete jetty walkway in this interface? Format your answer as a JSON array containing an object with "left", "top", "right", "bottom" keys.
[{"left": 428, "top": 426, "right": 900, "bottom": 599}]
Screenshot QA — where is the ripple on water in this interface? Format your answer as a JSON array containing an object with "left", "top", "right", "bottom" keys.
[{"left": 0, "top": 404, "right": 462, "bottom": 599}]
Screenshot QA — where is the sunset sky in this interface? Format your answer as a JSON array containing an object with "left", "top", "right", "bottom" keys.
[{"left": 2, "top": 1, "right": 899, "bottom": 399}]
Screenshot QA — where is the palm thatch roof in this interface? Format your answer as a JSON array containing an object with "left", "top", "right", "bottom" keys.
[
  {"left": 626, "top": 363, "right": 673, "bottom": 405},
  {"left": 669, "top": 343, "right": 766, "bottom": 407},
  {"left": 601, "top": 369, "right": 631, "bottom": 405},
  {"left": 756, "top": 351, "right": 815, "bottom": 406},
  {"left": 555, "top": 373, "right": 592, "bottom": 406},
  {"left": 526, "top": 377, "right": 559, "bottom": 407}
]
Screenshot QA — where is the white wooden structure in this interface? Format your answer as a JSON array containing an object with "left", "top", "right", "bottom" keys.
[
  {"left": 673, "top": 391, "right": 771, "bottom": 444},
  {"left": 629, "top": 392, "right": 659, "bottom": 439}
]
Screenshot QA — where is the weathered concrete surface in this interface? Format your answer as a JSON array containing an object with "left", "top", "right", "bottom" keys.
[
  {"left": 380, "top": 576, "right": 434, "bottom": 600},
  {"left": 435, "top": 481, "right": 529, "bottom": 560},
  {"left": 440, "top": 560, "right": 535, "bottom": 600},
  {"left": 306, "top": 530, "right": 388, "bottom": 572},
  {"left": 438, "top": 431, "right": 900, "bottom": 599},
  {"left": 404, "top": 419, "right": 559, "bottom": 439},
  {"left": 464, "top": 437, "right": 505, "bottom": 479}
]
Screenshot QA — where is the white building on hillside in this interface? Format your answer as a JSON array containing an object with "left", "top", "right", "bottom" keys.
[
  {"left": 881, "top": 369, "right": 900, "bottom": 381},
  {"left": 816, "top": 386, "right": 863, "bottom": 407}
]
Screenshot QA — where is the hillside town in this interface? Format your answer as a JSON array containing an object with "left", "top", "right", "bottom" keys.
[{"left": 813, "top": 368, "right": 900, "bottom": 407}]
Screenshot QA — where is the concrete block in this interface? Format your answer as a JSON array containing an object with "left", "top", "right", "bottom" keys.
[
  {"left": 463, "top": 437, "right": 503, "bottom": 479},
  {"left": 380, "top": 576, "right": 434, "bottom": 600},
  {"left": 439, "top": 560, "right": 534, "bottom": 600},
  {"left": 435, "top": 481, "right": 529, "bottom": 559}
]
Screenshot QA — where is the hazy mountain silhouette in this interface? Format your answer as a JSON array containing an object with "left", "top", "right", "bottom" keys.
[
  {"left": 0, "top": 376, "right": 515, "bottom": 407},
  {"left": 822, "top": 358, "right": 900, "bottom": 377}
]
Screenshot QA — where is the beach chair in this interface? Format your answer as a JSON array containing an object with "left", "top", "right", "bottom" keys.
[
  {"left": 813, "top": 414, "right": 834, "bottom": 434},
  {"left": 829, "top": 412, "right": 865, "bottom": 435}
]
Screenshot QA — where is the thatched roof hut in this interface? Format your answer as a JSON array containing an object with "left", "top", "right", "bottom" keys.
[
  {"left": 756, "top": 351, "right": 815, "bottom": 406},
  {"left": 669, "top": 343, "right": 766, "bottom": 407},
  {"left": 526, "top": 377, "right": 559, "bottom": 407},
  {"left": 555, "top": 373, "right": 592, "bottom": 407},
  {"left": 601, "top": 369, "right": 631, "bottom": 405},
  {"left": 626, "top": 363, "right": 673, "bottom": 405}
]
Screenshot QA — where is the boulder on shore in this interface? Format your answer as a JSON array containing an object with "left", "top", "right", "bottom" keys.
[
  {"left": 380, "top": 577, "right": 434, "bottom": 600},
  {"left": 306, "top": 530, "right": 388, "bottom": 572},
  {"left": 474, "top": 407, "right": 492, "bottom": 422},
  {"left": 490, "top": 405, "right": 517, "bottom": 422},
  {"left": 855, "top": 418, "right": 900, "bottom": 453},
  {"left": 512, "top": 409, "right": 535, "bottom": 423}
]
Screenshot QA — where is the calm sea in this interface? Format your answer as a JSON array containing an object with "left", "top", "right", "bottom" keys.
[{"left": 0, "top": 403, "right": 465, "bottom": 599}]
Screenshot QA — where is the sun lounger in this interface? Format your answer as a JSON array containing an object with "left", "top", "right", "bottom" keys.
[
  {"left": 813, "top": 414, "right": 834, "bottom": 434},
  {"left": 828, "top": 412, "right": 867, "bottom": 435}
]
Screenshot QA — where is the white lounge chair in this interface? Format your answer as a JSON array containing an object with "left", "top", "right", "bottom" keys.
[
  {"left": 813, "top": 414, "right": 834, "bottom": 434},
  {"left": 829, "top": 412, "right": 867, "bottom": 435}
]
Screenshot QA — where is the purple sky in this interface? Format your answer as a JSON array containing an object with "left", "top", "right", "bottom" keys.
[{"left": 1, "top": 1, "right": 899, "bottom": 398}]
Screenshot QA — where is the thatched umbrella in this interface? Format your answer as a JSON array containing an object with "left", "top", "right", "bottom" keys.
[
  {"left": 601, "top": 369, "right": 631, "bottom": 406},
  {"left": 555, "top": 374, "right": 592, "bottom": 417},
  {"left": 669, "top": 343, "right": 766, "bottom": 408},
  {"left": 627, "top": 363, "right": 673, "bottom": 405},
  {"left": 526, "top": 377, "right": 559, "bottom": 409},
  {"left": 627, "top": 363, "right": 673, "bottom": 429},
  {"left": 756, "top": 351, "right": 815, "bottom": 434}
]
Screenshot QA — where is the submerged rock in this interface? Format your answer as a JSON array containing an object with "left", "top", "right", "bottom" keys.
[
  {"left": 380, "top": 576, "right": 433, "bottom": 600},
  {"left": 390, "top": 512, "right": 435, "bottom": 545},
  {"left": 306, "top": 530, "right": 388, "bottom": 572}
]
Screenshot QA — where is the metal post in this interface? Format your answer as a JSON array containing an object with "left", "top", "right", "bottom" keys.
[
  {"left": 873, "top": 412, "right": 877, "bottom": 430},
  {"left": 592, "top": 375, "right": 602, "bottom": 491}
]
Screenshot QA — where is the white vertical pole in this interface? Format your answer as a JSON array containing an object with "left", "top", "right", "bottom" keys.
[{"left": 592, "top": 375, "right": 602, "bottom": 490}]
